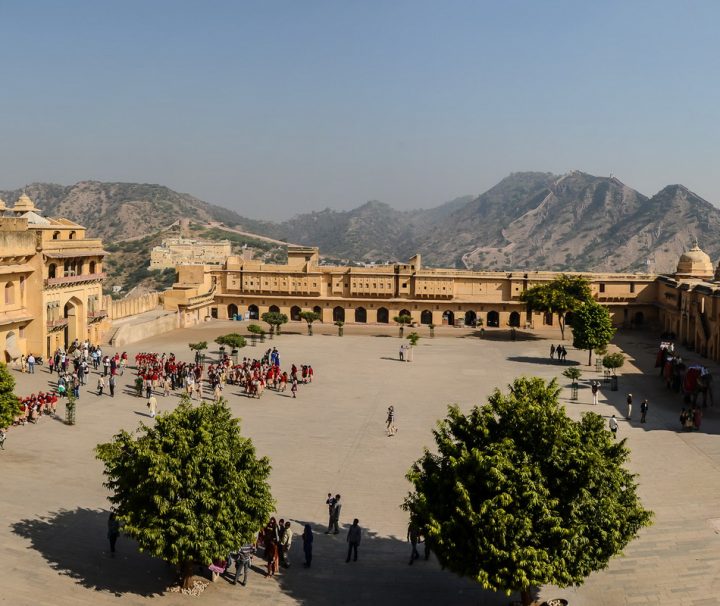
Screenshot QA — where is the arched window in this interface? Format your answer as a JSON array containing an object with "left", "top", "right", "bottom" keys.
[
  {"left": 52, "top": 231, "right": 60, "bottom": 240},
  {"left": 420, "top": 310, "right": 433, "bottom": 325},
  {"left": 487, "top": 311, "right": 500, "bottom": 327},
  {"left": 248, "top": 304, "right": 259, "bottom": 320},
  {"left": 5, "top": 282, "right": 14, "bottom": 305},
  {"left": 355, "top": 307, "right": 367, "bottom": 323},
  {"left": 227, "top": 304, "right": 238, "bottom": 319},
  {"left": 290, "top": 305, "right": 302, "bottom": 321},
  {"left": 269, "top": 305, "right": 280, "bottom": 314},
  {"left": 464, "top": 310, "right": 477, "bottom": 327},
  {"left": 333, "top": 306, "right": 345, "bottom": 322},
  {"left": 69, "top": 231, "right": 76, "bottom": 240},
  {"left": 509, "top": 311, "right": 521, "bottom": 327},
  {"left": 89, "top": 261, "right": 96, "bottom": 274},
  {"left": 377, "top": 307, "right": 389, "bottom": 323},
  {"left": 48, "top": 264, "right": 57, "bottom": 279},
  {"left": 313, "top": 305, "right": 322, "bottom": 317},
  {"left": 442, "top": 310, "right": 455, "bottom": 326}
]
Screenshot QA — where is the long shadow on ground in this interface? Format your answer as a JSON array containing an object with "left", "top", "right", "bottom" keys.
[
  {"left": 507, "top": 356, "right": 580, "bottom": 366},
  {"left": 11, "top": 508, "right": 174, "bottom": 597},
  {"left": 275, "top": 521, "right": 511, "bottom": 606}
]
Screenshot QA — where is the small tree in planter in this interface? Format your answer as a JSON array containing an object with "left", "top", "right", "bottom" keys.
[
  {"left": 299, "top": 311, "right": 321, "bottom": 336},
  {"left": 189, "top": 341, "right": 208, "bottom": 364},
  {"left": 603, "top": 352, "right": 625, "bottom": 391},
  {"left": 405, "top": 332, "right": 420, "bottom": 362},
  {"left": 261, "top": 312, "right": 288, "bottom": 338},
  {"left": 562, "top": 367, "right": 582, "bottom": 401},
  {"left": 595, "top": 346, "right": 608, "bottom": 372},
  {"left": 247, "top": 324, "right": 263, "bottom": 346},
  {"left": 335, "top": 320, "right": 344, "bottom": 337},
  {"left": 394, "top": 314, "right": 412, "bottom": 337},
  {"left": 65, "top": 392, "right": 77, "bottom": 425},
  {"left": 428, "top": 323, "right": 435, "bottom": 338},
  {"left": 215, "top": 334, "right": 246, "bottom": 363}
]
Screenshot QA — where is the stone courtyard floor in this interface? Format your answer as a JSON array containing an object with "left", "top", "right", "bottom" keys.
[{"left": 2, "top": 322, "right": 720, "bottom": 606}]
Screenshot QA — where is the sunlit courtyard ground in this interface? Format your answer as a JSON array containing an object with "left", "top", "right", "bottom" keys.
[{"left": 2, "top": 321, "right": 720, "bottom": 606}]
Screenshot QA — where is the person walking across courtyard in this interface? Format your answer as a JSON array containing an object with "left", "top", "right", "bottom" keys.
[
  {"left": 326, "top": 494, "right": 341, "bottom": 534},
  {"left": 640, "top": 399, "right": 649, "bottom": 423},
  {"left": 626, "top": 393, "right": 633, "bottom": 420},
  {"left": 97, "top": 375, "right": 105, "bottom": 396},
  {"left": 109, "top": 374, "right": 116, "bottom": 398},
  {"left": 346, "top": 519, "right": 361, "bottom": 562},
  {"left": 107, "top": 512, "right": 120, "bottom": 555},
  {"left": 407, "top": 521, "right": 420, "bottom": 565},
  {"left": 302, "top": 524, "right": 313, "bottom": 567},
  {"left": 591, "top": 380, "right": 599, "bottom": 405},
  {"left": 609, "top": 414, "right": 618, "bottom": 438},
  {"left": 148, "top": 395, "right": 158, "bottom": 418},
  {"left": 386, "top": 405, "right": 397, "bottom": 436}
]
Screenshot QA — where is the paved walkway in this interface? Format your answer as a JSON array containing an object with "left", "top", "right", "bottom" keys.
[{"left": 2, "top": 324, "right": 719, "bottom": 606}]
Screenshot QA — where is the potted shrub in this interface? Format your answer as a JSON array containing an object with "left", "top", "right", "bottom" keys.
[
  {"left": 603, "top": 352, "right": 625, "bottom": 391},
  {"left": 393, "top": 314, "right": 412, "bottom": 337},
  {"left": 335, "top": 320, "right": 344, "bottom": 337},
  {"left": 299, "top": 311, "right": 321, "bottom": 336},
  {"left": 562, "top": 367, "right": 582, "bottom": 401}
]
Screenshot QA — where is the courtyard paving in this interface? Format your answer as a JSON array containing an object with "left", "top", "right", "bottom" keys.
[{"left": 2, "top": 322, "right": 720, "bottom": 606}]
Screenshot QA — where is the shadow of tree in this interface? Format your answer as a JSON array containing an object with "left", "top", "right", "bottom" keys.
[
  {"left": 275, "top": 520, "right": 510, "bottom": 606},
  {"left": 464, "top": 330, "right": 543, "bottom": 341},
  {"left": 11, "top": 508, "right": 174, "bottom": 597},
  {"left": 507, "top": 356, "right": 580, "bottom": 366}
]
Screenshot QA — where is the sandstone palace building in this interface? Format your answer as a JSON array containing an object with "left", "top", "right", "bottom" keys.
[
  {"left": 164, "top": 244, "right": 720, "bottom": 361},
  {"left": 0, "top": 194, "right": 108, "bottom": 361}
]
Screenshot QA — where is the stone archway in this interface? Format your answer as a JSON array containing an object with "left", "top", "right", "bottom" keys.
[
  {"left": 313, "top": 305, "right": 322, "bottom": 318},
  {"left": 442, "top": 310, "right": 455, "bottom": 326},
  {"left": 269, "top": 305, "right": 280, "bottom": 314},
  {"left": 333, "top": 306, "right": 345, "bottom": 322},
  {"left": 355, "top": 307, "right": 367, "bottom": 323},
  {"left": 290, "top": 306, "right": 302, "bottom": 321},
  {"left": 228, "top": 303, "right": 238, "bottom": 319},
  {"left": 509, "top": 311, "right": 521, "bottom": 327},
  {"left": 248, "top": 304, "right": 259, "bottom": 320},
  {"left": 377, "top": 307, "right": 389, "bottom": 323},
  {"left": 464, "top": 310, "right": 477, "bottom": 327},
  {"left": 420, "top": 310, "right": 433, "bottom": 325},
  {"left": 487, "top": 311, "right": 500, "bottom": 327},
  {"left": 64, "top": 297, "right": 84, "bottom": 349}
]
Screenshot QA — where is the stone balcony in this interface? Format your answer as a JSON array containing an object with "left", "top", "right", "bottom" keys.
[{"left": 44, "top": 272, "right": 106, "bottom": 288}]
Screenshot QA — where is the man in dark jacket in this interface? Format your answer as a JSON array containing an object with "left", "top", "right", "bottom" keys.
[{"left": 346, "top": 519, "right": 361, "bottom": 562}]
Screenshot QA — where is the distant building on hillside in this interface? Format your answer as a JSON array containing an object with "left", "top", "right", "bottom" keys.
[
  {"left": 0, "top": 194, "right": 109, "bottom": 361},
  {"left": 149, "top": 237, "right": 232, "bottom": 269}
]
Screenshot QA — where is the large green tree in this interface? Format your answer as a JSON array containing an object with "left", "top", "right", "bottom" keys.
[
  {"left": 403, "top": 377, "right": 652, "bottom": 606},
  {"left": 298, "top": 310, "right": 321, "bottom": 335},
  {"left": 215, "top": 333, "right": 247, "bottom": 350},
  {"left": 571, "top": 301, "right": 616, "bottom": 365},
  {"left": 0, "top": 362, "right": 21, "bottom": 428},
  {"left": 96, "top": 398, "right": 275, "bottom": 588},
  {"left": 520, "top": 275, "right": 592, "bottom": 340}
]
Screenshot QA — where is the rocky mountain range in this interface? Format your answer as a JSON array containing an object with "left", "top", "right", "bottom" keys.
[{"left": 3, "top": 172, "right": 719, "bottom": 278}]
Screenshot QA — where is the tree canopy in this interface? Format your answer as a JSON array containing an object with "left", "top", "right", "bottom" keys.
[
  {"left": 0, "top": 362, "right": 21, "bottom": 428},
  {"left": 403, "top": 377, "right": 652, "bottom": 606},
  {"left": 261, "top": 311, "right": 288, "bottom": 335},
  {"left": 215, "top": 333, "right": 247, "bottom": 350},
  {"left": 299, "top": 311, "right": 321, "bottom": 335},
  {"left": 571, "top": 301, "right": 616, "bottom": 365},
  {"left": 188, "top": 341, "right": 208, "bottom": 352},
  {"left": 603, "top": 352, "right": 625, "bottom": 375},
  {"left": 96, "top": 398, "right": 275, "bottom": 588},
  {"left": 520, "top": 275, "right": 592, "bottom": 340}
]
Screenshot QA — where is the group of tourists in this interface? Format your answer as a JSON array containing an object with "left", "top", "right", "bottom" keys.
[
  {"left": 655, "top": 341, "right": 709, "bottom": 431},
  {"left": 8, "top": 391, "right": 59, "bottom": 426},
  {"left": 549, "top": 344, "right": 568, "bottom": 361},
  {"left": 132, "top": 347, "right": 314, "bottom": 407}
]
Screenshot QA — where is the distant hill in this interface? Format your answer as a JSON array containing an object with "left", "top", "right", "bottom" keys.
[{"left": 4, "top": 173, "right": 720, "bottom": 285}]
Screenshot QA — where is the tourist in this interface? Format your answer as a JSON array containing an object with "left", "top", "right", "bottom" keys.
[
  {"left": 291, "top": 377, "right": 298, "bottom": 398},
  {"left": 163, "top": 375, "right": 171, "bottom": 397},
  {"left": 591, "top": 380, "right": 599, "bottom": 405},
  {"left": 609, "top": 415, "right": 618, "bottom": 438},
  {"left": 386, "top": 405, "right": 397, "bottom": 436},
  {"left": 345, "top": 519, "right": 361, "bottom": 563},
  {"left": 640, "top": 399, "right": 648, "bottom": 423},
  {"left": 407, "top": 521, "right": 420, "bottom": 565},
  {"left": 148, "top": 394, "right": 158, "bottom": 418},
  {"left": 550, "top": 344, "right": 556, "bottom": 359},
  {"left": 107, "top": 512, "right": 120, "bottom": 554},
  {"left": 97, "top": 375, "right": 105, "bottom": 396},
  {"left": 27, "top": 353, "right": 35, "bottom": 374},
  {"left": 280, "top": 521, "right": 293, "bottom": 567},
  {"left": 626, "top": 394, "right": 633, "bottom": 420},
  {"left": 326, "top": 493, "right": 336, "bottom": 531},
  {"left": 302, "top": 524, "right": 313, "bottom": 567},
  {"left": 399, "top": 344, "right": 405, "bottom": 361},
  {"left": 326, "top": 494, "right": 341, "bottom": 534},
  {"left": 109, "top": 374, "right": 116, "bottom": 398}
]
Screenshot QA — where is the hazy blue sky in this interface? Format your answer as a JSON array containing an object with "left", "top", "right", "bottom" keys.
[{"left": 2, "top": 1, "right": 719, "bottom": 218}]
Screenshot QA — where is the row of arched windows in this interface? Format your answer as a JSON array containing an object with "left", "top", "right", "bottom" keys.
[
  {"left": 48, "top": 260, "right": 97, "bottom": 280},
  {"left": 51, "top": 230, "right": 77, "bottom": 240}
]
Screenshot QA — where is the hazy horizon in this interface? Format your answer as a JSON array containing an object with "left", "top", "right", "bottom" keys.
[{"left": 3, "top": 1, "right": 719, "bottom": 217}]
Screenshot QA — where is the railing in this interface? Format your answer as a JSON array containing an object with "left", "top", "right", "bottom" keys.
[{"left": 44, "top": 272, "right": 106, "bottom": 287}]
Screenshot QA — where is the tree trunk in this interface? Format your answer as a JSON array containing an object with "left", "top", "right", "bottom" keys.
[
  {"left": 399, "top": 326, "right": 404, "bottom": 338},
  {"left": 181, "top": 560, "right": 194, "bottom": 589},
  {"left": 308, "top": 324, "right": 313, "bottom": 336},
  {"left": 559, "top": 315, "right": 565, "bottom": 340},
  {"left": 520, "top": 588, "right": 533, "bottom": 606},
  {"left": 588, "top": 349, "right": 593, "bottom": 366}
]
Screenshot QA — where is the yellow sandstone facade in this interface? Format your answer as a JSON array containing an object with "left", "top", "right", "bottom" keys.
[
  {"left": 149, "top": 237, "right": 232, "bottom": 269},
  {"left": 164, "top": 246, "right": 660, "bottom": 331},
  {"left": 0, "top": 194, "right": 108, "bottom": 362}
]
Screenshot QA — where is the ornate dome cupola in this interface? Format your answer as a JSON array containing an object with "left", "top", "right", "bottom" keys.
[
  {"left": 12, "top": 193, "right": 39, "bottom": 214},
  {"left": 676, "top": 241, "right": 714, "bottom": 280}
]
